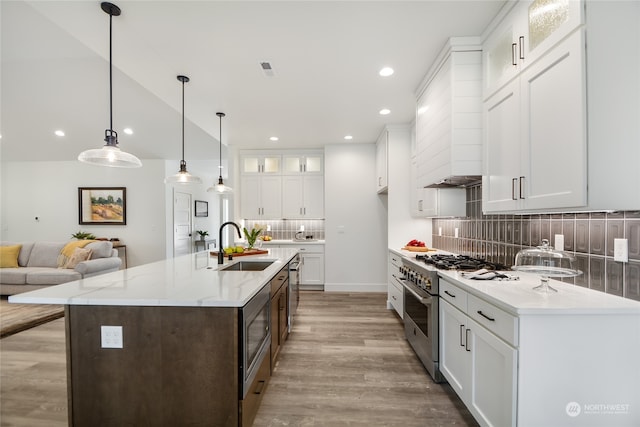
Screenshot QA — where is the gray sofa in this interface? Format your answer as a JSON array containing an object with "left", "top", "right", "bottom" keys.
[{"left": 0, "top": 241, "right": 122, "bottom": 295}]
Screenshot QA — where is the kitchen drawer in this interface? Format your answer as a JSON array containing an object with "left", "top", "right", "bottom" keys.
[
  {"left": 388, "top": 281, "right": 403, "bottom": 319},
  {"left": 389, "top": 251, "right": 403, "bottom": 269},
  {"left": 467, "top": 294, "right": 518, "bottom": 346},
  {"left": 270, "top": 267, "right": 289, "bottom": 295},
  {"left": 440, "top": 279, "right": 467, "bottom": 312}
]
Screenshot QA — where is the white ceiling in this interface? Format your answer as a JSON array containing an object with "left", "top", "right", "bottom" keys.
[{"left": 1, "top": 0, "right": 506, "bottom": 163}]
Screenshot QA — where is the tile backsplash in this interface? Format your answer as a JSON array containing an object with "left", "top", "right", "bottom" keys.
[
  {"left": 432, "top": 185, "right": 640, "bottom": 301},
  {"left": 243, "top": 219, "right": 325, "bottom": 241}
]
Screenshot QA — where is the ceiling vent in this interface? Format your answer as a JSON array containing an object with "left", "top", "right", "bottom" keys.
[{"left": 260, "top": 62, "right": 275, "bottom": 77}]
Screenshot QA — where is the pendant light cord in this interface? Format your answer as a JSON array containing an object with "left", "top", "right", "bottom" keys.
[
  {"left": 108, "top": 10, "right": 113, "bottom": 133},
  {"left": 181, "top": 79, "right": 185, "bottom": 161},
  {"left": 219, "top": 114, "right": 222, "bottom": 179}
]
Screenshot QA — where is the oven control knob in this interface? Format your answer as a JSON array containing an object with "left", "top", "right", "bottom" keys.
[{"left": 425, "top": 277, "right": 432, "bottom": 288}]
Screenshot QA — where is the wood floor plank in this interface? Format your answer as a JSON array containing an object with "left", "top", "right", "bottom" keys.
[{"left": 0, "top": 291, "right": 477, "bottom": 427}]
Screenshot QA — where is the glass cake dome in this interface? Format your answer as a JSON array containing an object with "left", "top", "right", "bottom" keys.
[{"left": 512, "top": 239, "right": 582, "bottom": 293}]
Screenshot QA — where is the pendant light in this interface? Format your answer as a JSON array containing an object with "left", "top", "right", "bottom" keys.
[
  {"left": 207, "top": 112, "right": 233, "bottom": 194},
  {"left": 164, "top": 75, "right": 202, "bottom": 184},
  {"left": 78, "top": 2, "right": 142, "bottom": 168}
]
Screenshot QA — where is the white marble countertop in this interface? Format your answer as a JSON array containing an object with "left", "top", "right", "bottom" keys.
[
  {"left": 252, "top": 239, "right": 325, "bottom": 245},
  {"left": 9, "top": 248, "right": 299, "bottom": 308},
  {"left": 390, "top": 247, "right": 640, "bottom": 316}
]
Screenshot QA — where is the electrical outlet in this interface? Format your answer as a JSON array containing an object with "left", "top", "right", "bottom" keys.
[
  {"left": 101, "top": 326, "right": 123, "bottom": 349},
  {"left": 614, "top": 239, "right": 629, "bottom": 263},
  {"left": 454, "top": 228, "right": 459, "bottom": 238},
  {"left": 554, "top": 234, "right": 565, "bottom": 251},
  {"left": 438, "top": 227, "right": 442, "bottom": 236}
]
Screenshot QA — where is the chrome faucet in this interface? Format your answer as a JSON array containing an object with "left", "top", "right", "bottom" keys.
[{"left": 218, "top": 221, "right": 242, "bottom": 264}]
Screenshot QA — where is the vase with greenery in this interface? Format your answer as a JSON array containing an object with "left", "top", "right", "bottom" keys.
[
  {"left": 71, "top": 231, "right": 96, "bottom": 240},
  {"left": 243, "top": 227, "right": 262, "bottom": 249},
  {"left": 196, "top": 230, "right": 209, "bottom": 241}
]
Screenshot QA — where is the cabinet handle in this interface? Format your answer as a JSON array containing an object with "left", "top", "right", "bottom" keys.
[
  {"left": 465, "top": 329, "right": 471, "bottom": 352},
  {"left": 460, "top": 324, "right": 465, "bottom": 347},
  {"left": 300, "top": 207, "right": 303, "bottom": 215},
  {"left": 418, "top": 200, "right": 423, "bottom": 211},
  {"left": 303, "top": 207, "right": 306, "bottom": 215},
  {"left": 477, "top": 310, "right": 496, "bottom": 322},
  {"left": 444, "top": 290, "right": 456, "bottom": 298},
  {"left": 519, "top": 176, "right": 525, "bottom": 199},
  {"left": 512, "top": 178, "right": 518, "bottom": 200},
  {"left": 519, "top": 35, "right": 525, "bottom": 60},
  {"left": 378, "top": 176, "right": 382, "bottom": 186},
  {"left": 303, "top": 164, "right": 307, "bottom": 172},
  {"left": 254, "top": 380, "right": 266, "bottom": 395},
  {"left": 392, "top": 295, "right": 397, "bottom": 301},
  {"left": 511, "top": 43, "right": 517, "bottom": 66}
]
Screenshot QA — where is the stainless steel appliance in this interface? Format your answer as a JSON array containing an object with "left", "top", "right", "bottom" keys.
[
  {"left": 288, "top": 255, "right": 300, "bottom": 332},
  {"left": 395, "top": 253, "right": 508, "bottom": 383},
  {"left": 393, "top": 260, "right": 443, "bottom": 383},
  {"left": 239, "top": 284, "right": 271, "bottom": 398}
]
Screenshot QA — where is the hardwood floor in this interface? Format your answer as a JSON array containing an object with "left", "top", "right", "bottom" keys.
[{"left": 0, "top": 291, "right": 477, "bottom": 426}]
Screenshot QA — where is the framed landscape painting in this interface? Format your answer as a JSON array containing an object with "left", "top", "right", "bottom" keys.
[
  {"left": 78, "top": 187, "right": 126, "bottom": 225},
  {"left": 195, "top": 200, "right": 208, "bottom": 217}
]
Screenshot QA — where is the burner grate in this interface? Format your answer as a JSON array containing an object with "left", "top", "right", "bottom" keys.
[{"left": 416, "top": 254, "right": 509, "bottom": 271}]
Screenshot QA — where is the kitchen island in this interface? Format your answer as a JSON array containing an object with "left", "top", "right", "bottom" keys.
[{"left": 9, "top": 248, "right": 298, "bottom": 427}]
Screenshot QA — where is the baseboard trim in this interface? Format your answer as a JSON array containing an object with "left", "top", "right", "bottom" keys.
[{"left": 323, "top": 283, "right": 387, "bottom": 292}]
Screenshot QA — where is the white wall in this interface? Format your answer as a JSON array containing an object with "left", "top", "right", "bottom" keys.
[
  {"left": 386, "top": 125, "right": 431, "bottom": 249},
  {"left": 1, "top": 160, "right": 167, "bottom": 267},
  {"left": 324, "top": 143, "right": 387, "bottom": 292}
]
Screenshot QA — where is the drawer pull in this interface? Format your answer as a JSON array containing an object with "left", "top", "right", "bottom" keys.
[
  {"left": 477, "top": 310, "right": 496, "bottom": 322},
  {"left": 255, "top": 380, "right": 266, "bottom": 395},
  {"left": 444, "top": 290, "right": 456, "bottom": 298}
]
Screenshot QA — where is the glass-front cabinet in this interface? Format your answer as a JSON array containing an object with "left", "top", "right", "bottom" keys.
[
  {"left": 483, "top": 0, "right": 584, "bottom": 97},
  {"left": 241, "top": 154, "right": 281, "bottom": 174},
  {"left": 282, "top": 154, "right": 323, "bottom": 174}
]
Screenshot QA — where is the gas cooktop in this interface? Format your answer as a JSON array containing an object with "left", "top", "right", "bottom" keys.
[{"left": 415, "top": 254, "right": 509, "bottom": 271}]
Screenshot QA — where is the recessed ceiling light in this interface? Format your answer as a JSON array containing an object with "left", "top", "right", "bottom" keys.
[
  {"left": 123, "top": 128, "right": 133, "bottom": 135},
  {"left": 379, "top": 109, "right": 391, "bottom": 115},
  {"left": 344, "top": 135, "right": 353, "bottom": 140},
  {"left": 379, "top": 67, "right": 394, "bottom": 77},
  {"left": 269, "top": 136, "right": 279, "bottom": 142},
  {"left": 54, "top": 130, "right": 65, "bottom": 137}
]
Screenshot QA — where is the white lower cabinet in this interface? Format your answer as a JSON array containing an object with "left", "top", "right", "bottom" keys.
[
  {"left": 440, "top": 280, "right": 517, "bottom": 427},
  {"left": 275, "top": 244, "right": 324, "bottom": 288},
  {"left": 387, "top": 251, "right": 403, "bottom": 318}
]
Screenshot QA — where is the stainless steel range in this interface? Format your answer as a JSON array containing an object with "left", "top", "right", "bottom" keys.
[{"left": 394, "top": 253, "right": 508, "bottom": 383}]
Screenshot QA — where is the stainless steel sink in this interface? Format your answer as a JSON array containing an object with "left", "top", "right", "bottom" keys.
[{"left": 219, "top": 260, "right": 275, "bottom": 271}]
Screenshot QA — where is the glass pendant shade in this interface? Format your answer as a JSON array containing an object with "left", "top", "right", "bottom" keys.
[
  {"left": 78, "top": 132, "right": 142, "bottom": 168},
  {"left": 207, "top": 112, "right": 233, "bottom": 194},
  {"left": 79, "top": 2, "right": 141, "bottom": 168},
  {"left": 165, "top": 75, "right": 201, "bottom": 185}
]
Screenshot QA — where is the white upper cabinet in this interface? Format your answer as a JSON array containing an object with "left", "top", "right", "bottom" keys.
[
  {"left": 483, "top": 0, "right": 584, "bottom": 98},
  {"left": 415, "top": 38, "right": 483, "bottom": 188},
  {"left": 283, "top": 154, "right": 323, "bottom": 175},
  {"left": 240, "top": 175, "right": 282, "bottom": 219},
  {"left": 484, "top": 29, "right": 587, "bottom": 213},
  {"left": 282, "top": 175, "right": 324, "bottom": 219},
  {"left": 241, "top": 154, "right": 281, "bottom": 174}
]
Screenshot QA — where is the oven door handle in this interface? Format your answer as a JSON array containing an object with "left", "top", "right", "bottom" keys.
[{"left": 401, "top": 280, "right": 433, "bottom": 306}]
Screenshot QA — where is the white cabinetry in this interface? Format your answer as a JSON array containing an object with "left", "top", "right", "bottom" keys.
[
  {"left": 376, "top": 130, "right": 388, "bottom": 193},
  {"left": 440, "top": 280, "right": 517, "bottom": 427},
  {"left": 283, "top": 154, "right": 323, "bottom": 174},
  {"left": 275, "top": 243, "right": 324, "bottom": 289},
  {"left": 240, "top": 154, "right": 281, "bottom": 174},
  {"left": 414, "top": 38, "right": 483, "bottom": 188},
  {"left": 483, "top": 0, "right": 584, "bottom": 98},
  {"left": 387, "top": 251, "right": 403, "bottom": 318},
  {"left": 483, "top": 29, "right": 587, "bottom": 213},
  {"left": 240, "top": 150, "right": 324, "bottom": 219},
  {"left": 415, "top": 188, "right": 467, "bottom": 218},
  {"left": 240, "top": 175, "right": 282, "bottom": 219}
]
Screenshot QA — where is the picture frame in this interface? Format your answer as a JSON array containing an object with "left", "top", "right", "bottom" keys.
[
  {"left": 78, "top": 187, "right": 126, "bottom": 225},
  {"left": 195, "top": 200, "right": 208, "bottom": 217}
]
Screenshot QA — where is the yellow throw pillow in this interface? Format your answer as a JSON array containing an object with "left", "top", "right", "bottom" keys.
[
  {"left": 0, "top": 245, "right": 22, "bottom": 268},
  {"left": 63, "top": 247, "right": 93, "bottom": 269}
]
